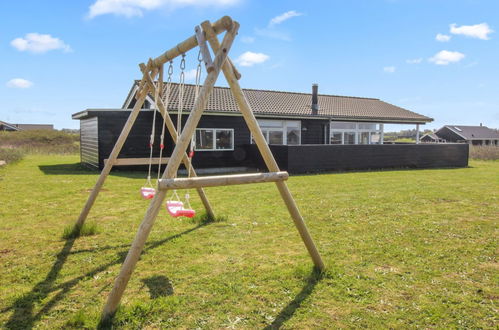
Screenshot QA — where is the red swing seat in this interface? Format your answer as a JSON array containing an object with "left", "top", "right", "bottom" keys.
[
  {"left": 166, "top": 201, "right": 196, "bottom": 218},
  {"left": 140, "top": 187, "right": 156, "bottom": 199}
]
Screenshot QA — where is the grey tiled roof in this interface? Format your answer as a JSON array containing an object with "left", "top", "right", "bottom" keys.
[
  {"left": 422, "top": 133, "right": 441, "bottom": 140},
  {"left": 138, "top": 81, "right": 433, "bottom": 123},
  {"left": 443, "top": 125, "right": 499, "bottom": 140}
]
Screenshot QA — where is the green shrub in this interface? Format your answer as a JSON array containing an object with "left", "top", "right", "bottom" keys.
[
  {"left": 0, "top": 130, "right": 79, "bottom": 154},
  {"left": 394, "top": 138, "right": 415, "bottom": 143},
  {"left": 0, "top": 147, "right": 24, "bottom": 164},
  {"left": 470, "top": 145, "right": 499, "bottom": 160}
]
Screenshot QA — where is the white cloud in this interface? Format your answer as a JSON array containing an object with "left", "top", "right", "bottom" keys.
[
  {"left": 240, "top": 36, "right": 255, "bottom": 44},
  {"left": 450, "top": 23, "right": 493, "bottom": 40},
  {"left": 406, "top": 58, "right": 423, "bottom": 64},
  {"left": 235, "top": 51, "right": 269, "bottom": 67},
  {"left": 429, "top": 50, "right": 465, "bottom": 65},
  {"left": 11, "top": 33, "right": 72, "bottom": 54},
  {"left": 383, "top": 66, "right": 396, "bottom": 73},
  {"left": 435, "top": 33, "right": 451, "bottom": 42},
  {"left": 6, "top": 78, "right": 33, "bottom": 89},
  {"left": 268, "top": 10, "right": 302, "bottom": 27},
  {"left": 253, "top": 10, "right": 303, "bottom": 41},
  {"left": 88, "top": 0, "right": 239, "bottom": 18}
]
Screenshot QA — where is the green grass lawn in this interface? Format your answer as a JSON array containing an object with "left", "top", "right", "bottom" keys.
[{"left": 0, "top": 155, "right": 497, "bottom": 329}]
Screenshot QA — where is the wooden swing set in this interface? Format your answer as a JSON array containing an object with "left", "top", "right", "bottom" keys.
[{"left": 73, "top": 16, "right": 325, "bottom": 320}]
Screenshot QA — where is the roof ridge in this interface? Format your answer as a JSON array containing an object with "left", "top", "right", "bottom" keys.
[
  {"left": 445, "top": 125, "right": 491, "bottom": 128},
  {"left": 133, "top": 80, "right": 380, "bottom": 100}
]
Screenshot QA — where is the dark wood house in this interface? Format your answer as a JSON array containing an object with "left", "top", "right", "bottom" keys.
[
  {"left": 0, "top": 121, "right": 54, "bottom": 131},
  {"left": 420, "top": 132, "right": 446, "bottom": 143},
  {"left": 0, "top": 121, "right": 18, "bottom": 131},
  {"left": 434, "top": 125, "right": 499, "bottom": 146},
  {"left": 72, "top": 82, "right": 469, "bottom": 173}
]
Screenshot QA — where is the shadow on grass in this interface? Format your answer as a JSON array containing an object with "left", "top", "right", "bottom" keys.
[
  {"left": 37, "top": 162, "right": 230, "bottom": 180},
  {"left": 38, "top": 163, "right": 154, "bottom": 179},
  {"left": 294, "top": 165, "right": 470, "bottom": 178},
  {"left": 3, "top": 222, "right": 211, "bottom": 329},
  {"left": 264, "top": 268, "right": 324, "bottom": 330},
  {"left": 38, "top": 163, "right": 96, "bottom": 175},
  {"left": 141, "top": 275, "right": 174, "bottom": 299}
]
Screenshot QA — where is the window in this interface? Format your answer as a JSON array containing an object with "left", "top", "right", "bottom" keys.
[
  {"left": 253, "top": 119, "right": 301, "bottom": 145},
  {"left": 344, "top": 132, "right": 356, "bottom": 144},
  {"left": 359, "top": 123, "right": 376, "bottom": 130},
  {"left": 195, "top": 130, "right": 213, "bottom": 150},
  {"left": 370, "top": 132, "right": 380, "bottom": 144},
  {"left": 330, "top": 122, "right": 383, "bottom": 145},
  {"left": 330, "top": 132, "right": 342, "bottom": 144},
  {"left": 330, "top": 122, "right": 356, "bottom": 129},
  {"left": 286, "top": 121, "right": 300, "bottom": 145},
  {"left": 268, "top": 130, "right": 283, "bottom": 144},
  {"left": 195, "top": 129, "right": 234, "bottom": 151},
  {"left": 360, "top": 132, "right": 370, "bottom": 144}
]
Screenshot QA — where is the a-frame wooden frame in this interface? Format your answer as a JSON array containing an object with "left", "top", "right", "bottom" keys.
[{"left": 72, "top": 16, "right": 324, "bottom": 321}]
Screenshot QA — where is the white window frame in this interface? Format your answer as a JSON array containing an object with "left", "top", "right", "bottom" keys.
[
  {"left": 329, "top": 122, "right": 383, "bottom": 145},
  {"left": 251, "top": 119, "right": 301, "bottom": 145},
  {"left": 194, "top": 128, "right": 234, "bottom": 151}
]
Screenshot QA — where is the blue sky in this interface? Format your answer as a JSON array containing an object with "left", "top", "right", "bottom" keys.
[{"left": 1, "top": 0, "right": 498, "bottom": 130}]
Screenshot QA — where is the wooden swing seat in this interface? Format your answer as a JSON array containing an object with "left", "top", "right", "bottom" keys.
[{"left": 166, "top": 201, "right": 196, "bottom": 218}]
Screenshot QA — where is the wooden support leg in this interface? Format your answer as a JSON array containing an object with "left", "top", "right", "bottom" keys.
[
  {"left": 201, "top": 21, "right": 325, "bottom": 270},
  {"left": 74, "top": 86, "right": 150, "bottom": 229},
  {"left": 141, "top": 70, "right": 215, "bottom": 220},
  {"left": 101, "top": 22, "right": 239, "bottom": 321}
]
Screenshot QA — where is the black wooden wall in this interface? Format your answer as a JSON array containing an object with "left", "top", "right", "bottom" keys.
[
  {"left": 80, "top": 117, "right": 98, "bottom": 167},
  {"left": 79, "top": 110, "right": 330, "bottom": 169},
  {"left": 249, "top": 144, "right": 469, "bottom": 173},
  {"left": 301, "top": 119, "right": 329, "bottom": 144}
]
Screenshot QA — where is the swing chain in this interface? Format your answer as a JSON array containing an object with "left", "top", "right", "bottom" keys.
[
  {"left": 144, "top": 68, "right": 162, "bottom": 188},
  {"left": 156, "top": 61, "right": 174, "bottom": 182},
  {"left": 188, "top": 50, "right": 203, "bottom": 165},
  {"left": 177, "top": 54, "right": 186, "bottom": 138}
]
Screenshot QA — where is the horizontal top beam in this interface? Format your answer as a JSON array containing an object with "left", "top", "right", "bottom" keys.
[
  {"left": 151, "top": 16, "right": 234, "bottom": 68},
  {"left": 158, "top": 171, "right": 289, "bottom": 190},
  {"left": 104, "top": 157, "right": 170, "bottom": 166}
]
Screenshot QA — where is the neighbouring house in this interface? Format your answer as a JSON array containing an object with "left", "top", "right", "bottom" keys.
[
  {"left": 420, "top": 132, "right": 446, "bottom": 143},
  {"left": 0, "top": 121, "right": 18, "bottom": 131},
  {"left": 0, "top": 120, "right": 54, "bottom": 131},
  {"left": 434, "top": 125, "right": 499, "bottom": 146},
  {"left": 72, "top": 82, "right": 469, "bottom": 173}
]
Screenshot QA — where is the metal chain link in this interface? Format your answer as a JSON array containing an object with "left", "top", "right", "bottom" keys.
[{"left": 195, "top": 50, "right": 202, "bottom": 99}]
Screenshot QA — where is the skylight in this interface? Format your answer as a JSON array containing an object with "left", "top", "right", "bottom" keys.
[{"left": 454, "top": 126, "right": 462, "bottom": 132}]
